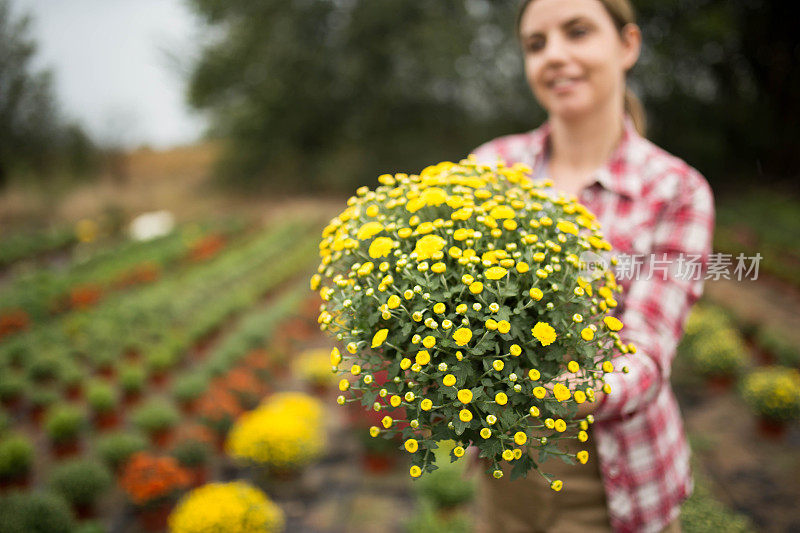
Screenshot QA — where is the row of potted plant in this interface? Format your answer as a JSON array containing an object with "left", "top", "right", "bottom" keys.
[
  {"left": 0, "top": 220, "right": 232, "bottom": 328},
  {"left": 0, "top": 219, "right": 321, "bottom": 418},
  {"left": 0, "top": 222, "right": 78, "bottom": 269},
  {"left": 0, "top": 221, "right": 328, "bottom": 531},
  {"left": 678, "top": 304, "right": 800, "bottom": 435}
]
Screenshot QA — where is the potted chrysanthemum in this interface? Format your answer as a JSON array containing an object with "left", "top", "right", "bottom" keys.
[
  {"left": 313, "top": 158, "right": 631, "bottom": 488},
  {"left": 741, "top": 366, "right": 800, "bottom": 438},
  {"left": 168, "top": 481, "right": 284, "bottom": 533},
  {"left": 225, "top": 392, "right": 326, "bottom": 481}
]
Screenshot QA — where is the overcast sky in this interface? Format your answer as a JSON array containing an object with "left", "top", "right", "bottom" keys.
[{"left": 10, "top": 0, "right": 208, "bottom": 149}]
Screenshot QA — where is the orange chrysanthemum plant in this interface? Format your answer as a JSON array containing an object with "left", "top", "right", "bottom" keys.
[
  {"left": 312, "top": 158, "right": 633, "bottom": 488},
  {"left": 119, "top": 452, "right": 192, "bottom": 507}
]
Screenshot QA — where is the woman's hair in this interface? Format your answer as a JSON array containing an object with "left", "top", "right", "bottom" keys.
[{"left": 515, "top": 0, "right": 646, "bottom": 136}]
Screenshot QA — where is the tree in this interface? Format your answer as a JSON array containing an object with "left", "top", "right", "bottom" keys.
[
  {"left": 0, "top": 0, "right": 96, "bottom": 188},
  {"left": 186, "top": 0, "right": 540, "bottom": 192},
  {"left": 187, "top": 0, "right": 798, "bottom": 193}
]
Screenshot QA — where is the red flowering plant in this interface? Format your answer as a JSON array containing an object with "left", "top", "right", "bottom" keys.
[
  {"left": 188, "top": 234, "right": 226, "bottom": 262},
  {"left": 0, "top": 309, "right": 30, "bottom": 340},
  {"left": 196, "top": 386, "right": 244, "bottom": 438},
  {"left": 221, "top": 368, "right": 265, "bottom": 410},
  {"left": 119, "top": 452, "right": 191, "bottom": 507}
]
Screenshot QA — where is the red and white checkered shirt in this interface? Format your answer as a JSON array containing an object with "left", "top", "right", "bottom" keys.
[{"left": 471, "top": 117, "right": 715, "bottom": 533}]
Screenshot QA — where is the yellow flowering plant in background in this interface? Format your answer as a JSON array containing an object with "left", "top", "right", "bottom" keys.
[
  {"left": 294, "top": 348, "right": 340, "bottom": 389},
  {"left": 168, "top": 481, "right": 284, "bottom": 533},
  {"left": 741, "top": 367, "right": 800, "bottom": 422},
  {"left": 312, "top": 158, "right": 632, "bottom": 485},
  {"left": 226, "top": 392, "right": 326, "bottom": 471}
]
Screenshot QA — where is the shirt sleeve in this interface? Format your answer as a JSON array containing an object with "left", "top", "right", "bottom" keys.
[{"left": 593, "top": 170, "right": 715, "bottom": 421}]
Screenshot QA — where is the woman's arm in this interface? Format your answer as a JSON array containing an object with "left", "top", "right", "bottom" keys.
[{"left": 590, "top": 170, "right": 715, "bottom": 421}]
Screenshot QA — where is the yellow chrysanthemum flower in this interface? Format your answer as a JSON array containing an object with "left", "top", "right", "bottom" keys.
[
  {"left": 457, "top": 389, "right": 473, "bottom": 404},
  {"left": 415, "top": 350, "right": 431, "bottom": 366},
  {"left": 413, "top": 235, "right": 446, "bottom": 260},
  {"left": 371, "top": 329, "right": 388, "bottom": 348},
  {"left": 531, "top": 322, "right": 557, "bottom": 346},
  {"left": 603, "top": 316, "right": 624, "bottom": 331},
  {"left": 485, "top": 266, "right": 508, "bottom": 280},
  {"left": 452, "top": 328, "right": 472, "bottom": 346},
  {"left": 357, "top": 222, "right": 384, "bottom": 240},
  {"left": 369, "top": 237, "right": 394, "bottom": 258},
  {"left": 553, "top": 383, "right": 571, "bottom": 402},
  {"left": 330, "top": 347, "right": 342, "bottom": 367},
  {"left": 459, "top": 409, "right": 473, "bottom": 422}
]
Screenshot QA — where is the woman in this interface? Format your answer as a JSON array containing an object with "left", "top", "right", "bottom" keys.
[{"left": 470, "top": 1, "right": 715, "bottom": 532}]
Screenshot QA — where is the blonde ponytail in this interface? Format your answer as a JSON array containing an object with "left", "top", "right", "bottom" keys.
[{"left": 624, "top": 87, "right": 646, "bottom": 137}]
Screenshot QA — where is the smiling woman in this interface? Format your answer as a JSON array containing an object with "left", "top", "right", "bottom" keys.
[
  {"left": 470, "top": 0, "right": 715, "bottom": 532},
  {"left": 517, "top": 0, "right": 642, "bottom": 134}
]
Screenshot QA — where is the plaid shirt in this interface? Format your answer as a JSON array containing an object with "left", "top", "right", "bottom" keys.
[{"left": 471, "top": 117, "right": 715, "bottom": 533}]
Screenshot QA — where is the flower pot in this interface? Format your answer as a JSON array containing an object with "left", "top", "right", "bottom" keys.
[
  {"left": 65, "top": 385, "right": 82, "bottom": 401},
  {"left": 52, "top": 439, "right": 81, "bottom": 459},
  {"left": 362, "top": 452, "right": 396, "bottom": 474},
  {"left": 310, "top": 384, "right": 331, "bottom": 398},
  {"left": 214, "top": 434, "right": 227, "bottom": 454},
  {"left": 756, "top": 417, "right": 786, "bottom": 439},
  {"left": 137, "top": 501, "right": 174, "bottom": 532},
  {"left": 74, "top": 502, "right": 97, "bottom": 521},
  {"left": 1, "top": 395, "right": 22, "bottom": 412},
  {"left": 31, "top": 405, "right": 47, "bottom": 425},
  {"left": 123, "top": 391, "right": 142, "bottom": 407},
  {"left": 0, "top": 472, "right": 32, "bottom": 493},
  {"left": 151, "top": 430, "right": 173, "bottom": 449},
  {"left": 706, "top": 375, "right": 734, "bottom": 392},
  {"left": 189, "top": 466, "right": 209, "bottom": 488},
  {"left": 96, "top": 411, "right": 120, "bottom": 430},
  {"left": 151, "top": 372, "right": 169, "bottom": 388},
  {"left": 96, "top": 366, "right": 116, "bottom": 380},
  {"left": 179, "top": 400, "right": 196, "bottom": 416}
]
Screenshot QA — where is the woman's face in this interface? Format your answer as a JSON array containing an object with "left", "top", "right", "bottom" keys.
[{"left": 519, "top": 0, "right": 640, "bottom": 121}]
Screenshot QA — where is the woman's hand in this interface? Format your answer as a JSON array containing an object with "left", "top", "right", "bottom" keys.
[{"left": 545, "top": 371, "right": 606, "bottom": 418}]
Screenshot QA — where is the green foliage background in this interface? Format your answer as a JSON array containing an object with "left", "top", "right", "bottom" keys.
[
  {"left": 186, "top": 0, "right": 798, "bottom": 193},
  {"left": 0, "top": 0, "right": 97, "bottom": 187}
]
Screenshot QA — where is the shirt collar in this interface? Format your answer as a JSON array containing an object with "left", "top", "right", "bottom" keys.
[{"left": 527, "top": 115, "right": 642, "bottom": 199}]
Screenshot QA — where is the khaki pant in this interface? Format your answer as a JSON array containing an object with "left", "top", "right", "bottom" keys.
[{"left": 475, "top": 437, "right": 681, "bottom": 533}]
